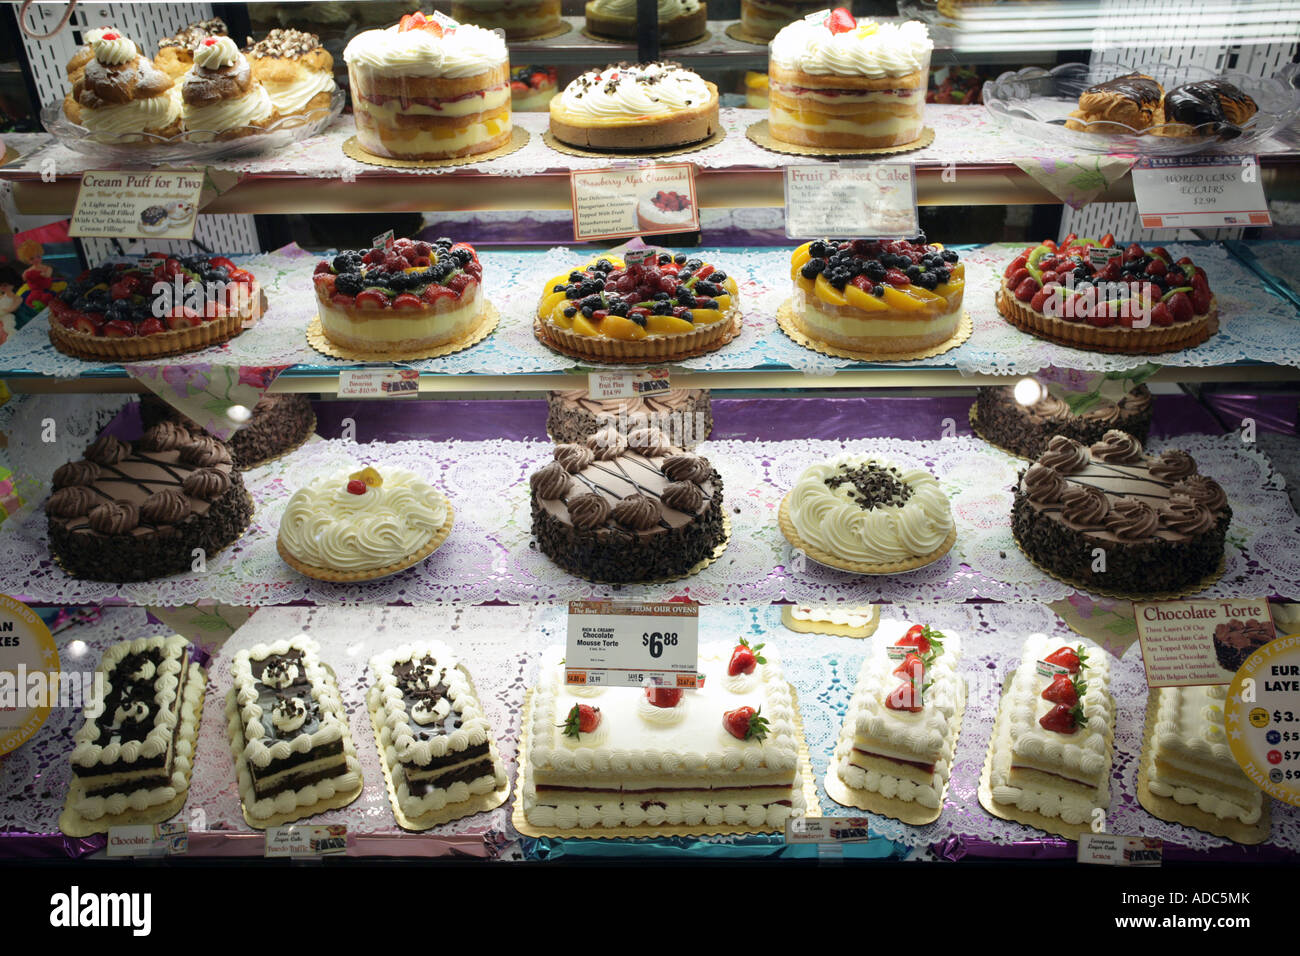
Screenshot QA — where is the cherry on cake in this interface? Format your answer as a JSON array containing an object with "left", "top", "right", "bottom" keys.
[
  {"left": 344, "top": 13, "right": 511, "bottom": 160},
  {"left": 522, "top": 642, "right": 805, "bottom": 830},
  {"left": 986, "top": 635, "right": 1115, "bottom": 827},
  {"left": 790, "top": 238, "right": 964, "bottom": 353},
  {"left": 549, "top": 62, "right": 719, "bottom": 152},
  {"left": 311, "top": 236, "right": 485, "bottom": 354}
]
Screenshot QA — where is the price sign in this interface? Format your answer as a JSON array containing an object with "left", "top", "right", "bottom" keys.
[
  {"left": 1134, "top": 597, "right": 1275, "bottom": 687},
  {"left": 1225, "top": 632, "right": 1300, "bottom": 809},
  {"left": 565, "top": 600, "right": 699, "bottom": 689},
  {"left": 264, "top": 824, "right": 348, "bottom": 858},
  {"left": 785, "top": 816, "right": 874, "bottom": 844},
  {"left": 337, "top": 368, "right": 420, "bottom": 398},
  {"left": 784, "top": 163, "right": 918, "bottom": 239},
  {"left": 1132, "top": 155, "right": 1271, "bottom": 229},
  {"left": 569, "top": 163, "right": 699, "bottom": 242},
  {"left": 1077, "top": 834, "right": 1163, "bottom": 867},
  {"left": 586, "top": 368, "right": 670, "bottom": 401},
  {"left": 106, "top": 821, "right": 188, "bottom": 858},
  {"left": 0, "top": 594, "right": 58, "bottom": 757},
  {"left": 71, "top": 169, "right": 204, "bottom": 240}
]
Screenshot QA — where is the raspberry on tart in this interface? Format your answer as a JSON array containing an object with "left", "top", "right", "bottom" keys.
[
  {"left": 996, "top": 236, "right": 1218, "bottom": 353},
  {"left": 789, "top": 237, "right": 965, "bottom": 353},
  {"left": 312, "top": 236, "right": 487, "bottom": 354},
  {"left": 535, "top": 252, "right": 741, "bottom": 363}
]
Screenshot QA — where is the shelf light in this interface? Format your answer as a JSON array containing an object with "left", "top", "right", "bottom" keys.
[
  {"left": 1013, "top": 377, "right": 1045, "bottom": 406},
  {"left": 226, "top": 404, "right": 253, "bottom": 424}
]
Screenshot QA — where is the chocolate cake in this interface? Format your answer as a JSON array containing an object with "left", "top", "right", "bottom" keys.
[
  {"left": 46, "top": 428, "right": 253, "bottom": 582},
  {"left": 974, "top": 384, "right": 1152, "bottom": 460},
  {"left": 139, "top": 392, "right": 316, "bottom": 469},
  {"left": 1213, "top": 618, "right": 1275, "bottom": 673},
  {"left": 546, "top": 388, "right": 712, "bottom": 450},
  {"left": 1011, "top": 431, "right": 1230, "bottom": 595},
  {"left": 530, "top": 427, "right": 725, "bottom": 583}
]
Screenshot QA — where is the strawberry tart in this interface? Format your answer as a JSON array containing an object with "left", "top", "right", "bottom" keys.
[
  {"left": 343, "top": 12, "right": 511, "bottom": 160},
  {"left": 510, "top": 65, "right": 558, "bottom": 111},
  {"left": 48, "top": 254, "right": 260, "bottom": 360},
  {"left": 312, "top": 236, "right": 485, "bottom": 354},
  {"left": 998, "top": 235, "right": 1218, "bottom": 353}
]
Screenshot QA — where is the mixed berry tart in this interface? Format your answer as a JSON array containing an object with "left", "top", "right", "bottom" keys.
[
  {"left": 311, "top": 236, "right": 487, "bottom": 354},
  {"left": 48, "top": 254, "right": 261, "bottom": 361},
  {"left": 790, "top": 237, "right": 965, "bottom": 353},
  {"left": 509, "top": 64, "right": 558, "bottom": 111},
  {"left": 636, "top": 190, "right": 695, "bottom": 233},
  {"left": 997, "top": 235, "right": 1218, "bottom": 354},
  {"left": 535, "top": 251, "right": 740, "bottom": 363}
]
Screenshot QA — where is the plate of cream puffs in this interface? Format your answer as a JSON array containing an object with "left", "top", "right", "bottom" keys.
[
  {"left": 45, "top": 21, "right": 344, "bottom": 162},
  {"left": 983, "top": 60, "right": 1300, "bottom": 155}
]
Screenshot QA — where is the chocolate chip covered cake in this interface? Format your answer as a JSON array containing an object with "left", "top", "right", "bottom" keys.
[
  {"left": 545, "top": 388, "right": 712, "bottom": 450},
  {"left": 46, "top": 429, "right": 253, "bottom": 581},
  {"left": 973, "top": 384, "right": 1152, "bottom": 461},
  {"left": 139, "top": 392, "right": 316, "bottom": 469},
  {"left": 530, "top": 427, "right": 725, "bottom": 583},
  {"left": 1011, "top": 431, "right": 1230, "bottom": 595}
]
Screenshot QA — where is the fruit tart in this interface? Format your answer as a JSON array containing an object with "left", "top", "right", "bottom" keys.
[
  {"left": 311, "top": 236, "right": 488, "bottom": 354},
  {"left": 534, "top": 252, "right": 740, "bottom": 363},
  {"left": 789, "top": 237, "right": 965, "bottom": 354},
  {"left": 48, "top": 254, "right": 261, "bottom": 360},
  {"left": 997, "top": 235, "right": 1218, "bottom": 354}
]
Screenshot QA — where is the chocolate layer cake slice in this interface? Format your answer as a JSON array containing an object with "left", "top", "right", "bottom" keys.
[
  {"left": 368, "top": 643, "right": 507, "bottom": 819},
  {"left": 68, "top": 634, "right": 205, "bottom": 822}
]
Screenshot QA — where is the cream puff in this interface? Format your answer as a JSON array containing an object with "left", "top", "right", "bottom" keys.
[
  {"left": 244, "top": 28, "right": 336, "bottom": 121},
  {"left": 72, "top": 32, "right": 182, "bottom": 141},
  {"left": 181, "top": 35, "right": 275, "bottom": 141},
  {"left": 155, "top": 17, "right": 229, "bottom": 81},
  {"left": 63, "top": 27, "right": 137, "bottom": 124}
]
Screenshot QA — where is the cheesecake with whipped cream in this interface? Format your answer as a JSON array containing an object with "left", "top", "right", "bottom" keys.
[
  {"left": 550, "top": 62, "right": 718, "bottom": 151},
  {"left": 585, "top": 0, "right": 707, "bottom": 44}
]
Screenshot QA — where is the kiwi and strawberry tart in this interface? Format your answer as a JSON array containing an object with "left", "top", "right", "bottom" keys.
[
  {"left": 535, "top": 251, "right": 740, "bottom": 363},
  {"left": 998, "top": 235, "right": 1218, "bottom": 354},
  {"left": 790, "top": 237, "right": 965, "bottom": 354},
  {"left": 311, "top": 235, "right": 487, "bottom": 354},
  {"left": 48, "top": 254, "right": 260, "bottom": 361}
]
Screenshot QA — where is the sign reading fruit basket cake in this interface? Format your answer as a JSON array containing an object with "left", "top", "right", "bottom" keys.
[
  {"left": 783, "top": 164, "right": 918, "bottom": 239},
  {"left": 1132, "top": 155, "right": 1271, "bottom": 229},
  {"left": 71, "top": 169, "right": 205, "bottom": 240},
  {"left": 569, "top": 163, "right": 698, "bottom": 241},
  {"left": 565, "top": 600, "right": 699, "bottom": 689}
]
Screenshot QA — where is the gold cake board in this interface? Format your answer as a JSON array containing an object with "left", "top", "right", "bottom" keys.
[
  {"left": 776, "top": 300, "right": 972, "bottom": 362},
  {"left": 746, "top": 121, "right": 934, "bottom": 158},
  {"left": 58, "top": 663, "right": 206, "bottom": 837},
  {"left": 823, "top": 684, "right": 966, "bottom": 826},
  {"left": 542, "top": 127, "right": 725, "bottom": 160},
  {"left": 1135, "top": 693, "right": 1271, "bottom": 845},
  {"left": 341, "top": 127, "right": 529, "bottom": 170},
  {"left": 778, "top": 494, "right": 957, "bottom": 575},
  {"left": 780, "top": 604, "right": 880, "bottom": 638},
  {"left": 511, "top": 685, "right": 820, "bottom": 839},
  {"left": 306, "top": 302, "right": 499, "bottom": 363},
  {"left": 366, "top": 663, "right": 511, "bottom": 832},
  {"left": 278, "top": 506, "right": 454, "bottom": 583},
  {"left": 724, "top": 21, "right": 773, "bottom": 44},
  {"left": 1013, "top": 538, "right": 1226, "bottom": 602}
]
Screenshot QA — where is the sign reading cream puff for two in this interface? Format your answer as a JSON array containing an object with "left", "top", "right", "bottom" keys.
[{"left": 70, "top": 169, "right": 204, "bottom": 240}]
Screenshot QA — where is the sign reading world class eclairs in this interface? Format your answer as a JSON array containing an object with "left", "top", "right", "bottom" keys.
[
  {"left": 1131, "top": 155, "right": 1271, "bottom": 230},
  {"left": 71, "top": 169, "right": 204, "bottom": 241},
  {"left": 569, "top": 163, "right": 699, "bottom": 242},
  {"left": 784, "top": 163, "right": 918, "bottom": 239},
  {"left": 565, "top": 600, "right": 700, "bottom": 689}
]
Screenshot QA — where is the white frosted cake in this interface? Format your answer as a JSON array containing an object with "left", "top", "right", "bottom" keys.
[
  {"left": 523, "top": 642, "right": 806, "bottom": 829},
  {"left": 68, "top": 635, "right": 204, "bottom": 821},
  {"left": 227, "top": 635, "right": 362, "bottom": 821},
  {"left": 1144, "top": 684, "right": 1263, "bottom": 824},
  {"left": 833, "top": 621, "right": 963, "bottom": 809},
  {"left": 988, "top": 634, "right": 1114, "bottom": 825},
  {"left": 368, "top": 642, "right": 507, "bottom": 818}
]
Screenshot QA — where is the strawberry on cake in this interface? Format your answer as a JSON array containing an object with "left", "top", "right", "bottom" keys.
[
  {"left": 998, "top": 235, "right": 1218, "bottom": 353},
  {"left": 637, "top": 190, "right": 695, "bottom": 233},
  {"left": 344, "top": 12, "right": 511, "bottom": 160},
  {"left": 311, "top": 236, "right": 486, "bottom": 354}
]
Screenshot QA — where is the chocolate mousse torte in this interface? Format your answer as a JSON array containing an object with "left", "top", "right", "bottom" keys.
[
  {"left": 546, "top": 388, "right": 712, "bottom": 450},
  {"left": 140, "top": 392, "right": 316, "bottom": 469},
  {"left": 1011, "top": 431, "right": 1230, "bottom": 595},
  {"left": 46, "top": 427, "right": 253, "bottom": 581},
  {"left": 1213, "top": 617, "right": 1275, "bottom": 673},
  {"left": 530, "top": 427, "right": 725, "bottom": 582},
  {"left": 973, "top": 384, "right": 1152, "bottom": 460}
]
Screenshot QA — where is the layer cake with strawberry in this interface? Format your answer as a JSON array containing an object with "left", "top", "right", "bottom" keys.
[
  {"left": 311, "top": 236, "right": 486, "bottom": 354},
  {"left": 522, "top": 641, "right": 806, "bottom": 830},
  {"left": 790, "top": 237, "right": 965, "bottom": 354},
  {"left": 997, "top": 236, "right": 1218, "bottom": 354}
]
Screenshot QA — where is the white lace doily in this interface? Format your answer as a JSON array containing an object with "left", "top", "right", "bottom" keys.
[{"left": 1, "top": 434, "right": 1294, "bottom": 606}]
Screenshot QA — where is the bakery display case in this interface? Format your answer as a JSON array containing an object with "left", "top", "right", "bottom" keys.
[{"left": 0, "top": 0, "right": 1297, "bottom": 901}]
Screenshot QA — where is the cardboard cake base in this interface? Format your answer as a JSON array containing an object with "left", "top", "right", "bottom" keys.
[
  {"left": 747, "top": 120, "right": 934, "bottom": 157},
  {"left": 776, "top": 300, "right": 972, "bottom": 362},
  {"left": 724, "top": 21, "right": 774, "bottom": 44},
  {"left": 278, "top": 505, "right": 454, "bottom": 583},
  {"left": 306, "top": 302, "right": 498, "bottom": 362},
  {"left": 342, "top": 127, "right": 529, "bottom": 169},
  {"left": 780, "top": 604, "right": 880, "bottom": 638},
  {"left": 779, "top": 494, "right": 957, "bottom": 574}
]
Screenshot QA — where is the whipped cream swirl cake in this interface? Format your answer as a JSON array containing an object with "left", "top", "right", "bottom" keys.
[
  {"left": 66, "top": 635, "right": 204, "bottom": 824},
  {"left": 1143, "top": 684, "right": 1263, "bottom": 827},
  {"left": 46, "top": 429, "right": 253, "bottom": 582},
  {"left": 530, "top": 428, "right": 725, "bottom": 583},
  {"left": 368, "top": 643, "right": 508, "bottom": 820},
  {"left": 832, "top": 621, "right": 963, "bottom": 813},
  {"left": 785, "top": 454, "right": 954, "bottom": 569},
  {"left": 987, "top": 635, "right": 1115, "bottom": 826},
  {"left": 227, "top": 636, "right": 362, "bottom": 822},
  {"left": 523, "top": 642, "right": 805, "bottom": 830},
  {"left": 973, "top": 383, "right": 1152, "bottom": 461},
  {"left": 1011, "top": 431, "right": 1230, "bottom": 595},
  {"left": 546, "top": 388, "right": 712, "bottom": 450}
]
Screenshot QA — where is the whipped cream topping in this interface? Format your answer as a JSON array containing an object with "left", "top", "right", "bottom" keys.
[
  {"left": 194, "top": 35, "right": 241, "bottom": 69},
  {"left": 261, "top": 70, "right": 336, "bottom": 114},
  {"left": 279, "top": 467, "right": 449, "bottom": 572},
  {"left": 344, "top": 23, "right": 508, "bottom": 79},
  {"left": 589, "top": 0, "right": 701, "bottom": 18},
  {"left": 81, "top": 86, "right": 181, "bottom": 135},
  {"left": 559, "top": 62, "right": 711, "bottom": 120},
  {"left": 182, "top": 82, "right": 272, "bottom": 140},
  {"left": 93, "top": 34, "right": 138, "bottom": 66},
  {"left": 770, "top": 17, "right": 932, "bottom": 78}
]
